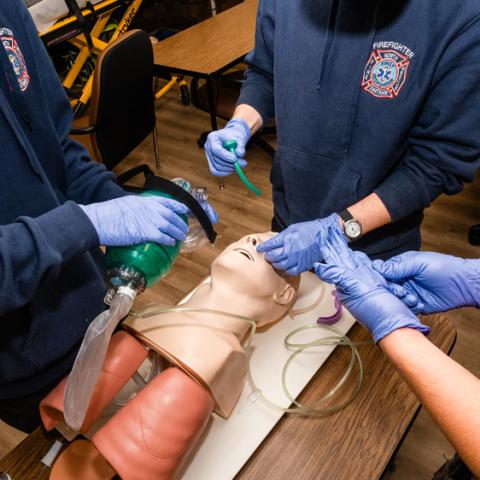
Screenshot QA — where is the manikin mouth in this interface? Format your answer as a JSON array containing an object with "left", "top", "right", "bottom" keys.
[{"left": 233, "top": 248, "right": 254, "bottom": 261}]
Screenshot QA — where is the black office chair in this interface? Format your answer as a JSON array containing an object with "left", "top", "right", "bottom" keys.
[
  {"left": 68, "top": 30, "right": 219, "bottom": 245},
  {"left": 71, "top": 29, "right": 160, "bottom": 170},
  {"left": 190, "top": 70, "right": 276, "bottom": 157}
]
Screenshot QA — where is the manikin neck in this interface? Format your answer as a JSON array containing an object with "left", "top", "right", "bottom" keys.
[{"left": 184, "top": 280, "right": 270, "bottom": 340}]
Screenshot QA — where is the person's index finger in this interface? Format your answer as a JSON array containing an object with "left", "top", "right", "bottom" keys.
[
  {"left": 256, "top": 233, "right": 284, "bottom": 252},
  {"left": 157, "top": 197, "right": 189, "bottom": 214},
  {"left": 265, "top": 247, "right": 287, "bottom": 263}
]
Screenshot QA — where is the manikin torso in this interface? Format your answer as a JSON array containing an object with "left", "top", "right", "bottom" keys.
[{"left": 125, "top": 234, "right": 299, "bottom": 417}]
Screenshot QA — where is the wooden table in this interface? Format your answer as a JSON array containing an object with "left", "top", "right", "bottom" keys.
[
  {"left": 0, "top": 314, "right": 456, "bottom": 480},
  {"left": 153, "top": 0, "right": 258, "bottom": 133}
]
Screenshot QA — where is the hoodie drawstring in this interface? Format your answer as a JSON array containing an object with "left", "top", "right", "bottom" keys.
[{"left": 317, "top": 0, "right": 340, "bottom": 90}]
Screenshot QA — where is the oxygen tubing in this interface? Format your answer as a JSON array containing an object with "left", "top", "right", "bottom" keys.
[
  {"left": 223, "top": 140, "right": 262, "bottom": 196},
  {"left": 233, "top": 162, "right": 262, "bottom": 196},
  {"left": 131, "top": 306, "right": 365, "bottom": 416}
]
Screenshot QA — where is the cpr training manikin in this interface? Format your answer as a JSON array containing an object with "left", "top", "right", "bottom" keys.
[{"left": 39, "top": 233, "right": 301, "bottom": 480}]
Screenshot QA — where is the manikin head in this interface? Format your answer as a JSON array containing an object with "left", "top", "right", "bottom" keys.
[{"left": 209, "top": 233, "right": 300, "bottom": 327}]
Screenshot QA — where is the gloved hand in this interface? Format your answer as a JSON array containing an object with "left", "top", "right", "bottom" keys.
[
  {"left": 197, "top": 200, "right": 219, "bottom": 225},
  {"left": 314, "top": 226, "right": 430, "bottom": 343},
  {"left": 80, "top": 195, "right": 189, "bottom": 247},
  {"left": 204, "top": 118, "right": 251, "bottom": 177},
  {"left": 352, "top": 250, "right": 417, "bottom": 307},
  {"left": 256, "top": 213, "right": 342, "bottom": 275},
  {"left": 373, "top": 252, "right": 480, "bottom": 314}
]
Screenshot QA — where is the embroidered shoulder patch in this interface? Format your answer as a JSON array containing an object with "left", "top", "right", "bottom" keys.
[
  {"left": 362, "top": 42, "right": 413, "bottom": 99},
  {"left": 0, "top": 27, "right": 30, "bottom": 92}
]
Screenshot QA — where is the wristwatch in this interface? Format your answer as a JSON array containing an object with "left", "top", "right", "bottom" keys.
[{"left": 338, "top": 210, "right": 362, "bottom": 241}]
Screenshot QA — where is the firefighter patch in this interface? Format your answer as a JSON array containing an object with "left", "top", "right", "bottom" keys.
[
  {"left": 362, "top": 42, "right": 413, "bottom": 99},
  {"left": 0, "top": 27, "right": 30, "bottom": 92}
]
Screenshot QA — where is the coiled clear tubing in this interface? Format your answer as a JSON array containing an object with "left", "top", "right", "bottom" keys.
[{"left": 130, "top": 306, "right": 365, "bottom": 416}]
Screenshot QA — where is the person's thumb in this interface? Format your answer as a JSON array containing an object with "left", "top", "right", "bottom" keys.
[
  {"left": 200, "top": 202, "right": 219, "bottom": 225},
  {"left": 314, "top": 262, "right": 342, "bottom": 285}
]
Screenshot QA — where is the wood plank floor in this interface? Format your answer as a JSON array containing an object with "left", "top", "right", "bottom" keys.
[{"left": 1, "top": 84, "right": 478, "bottom": 479}]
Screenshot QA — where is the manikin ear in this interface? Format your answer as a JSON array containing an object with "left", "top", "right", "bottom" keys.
[{"left": 273, "top": 283, "right": 296, "bottom": 306}]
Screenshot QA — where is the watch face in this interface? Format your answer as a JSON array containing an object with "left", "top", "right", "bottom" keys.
[{"left": 345, "top": 220, "right": 362, "bottom": 240}]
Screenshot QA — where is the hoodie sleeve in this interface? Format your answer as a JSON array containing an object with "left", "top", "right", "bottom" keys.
[
  {"left": 0, "top": 202, "right": 99, "bottom": 315},
  {"left": 20, "top": 2, "right": 128, "bottom": 204},
  {"left": 0, "top": 3, "right": 110, "bottom": 315},
  {"left": 236, "top": 0, "right": 276, "bottom": 124},
  {"left": 374, "top": 16, "right": 480, "bottom": 222}
]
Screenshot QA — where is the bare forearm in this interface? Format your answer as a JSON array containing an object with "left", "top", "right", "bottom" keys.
[
  {"left": 232, "top": 104, "right": 264, "bottom": 135},
  {"left": 379, "top": 328, "right": 480, "bottom": 475},
  {"left": 346, "top": 192, "right": 391, "bottom": 235}
]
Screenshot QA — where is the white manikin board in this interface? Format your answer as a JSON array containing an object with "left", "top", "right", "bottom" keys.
[{"left": 177, "top": 272, "right": 357, "bottom": 480}]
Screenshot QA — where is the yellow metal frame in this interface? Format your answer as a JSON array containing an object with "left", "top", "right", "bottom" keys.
[
  {"left": 43, "top": 0, "right": 124, "bottom": 34},
  {"left": 155, "top": 76, "right": 188, "bottom": 100},
  {"left": 42, "top": 0, "right": 183, "bottom": 111}
]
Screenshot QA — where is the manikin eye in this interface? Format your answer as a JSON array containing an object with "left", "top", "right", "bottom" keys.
[
  {"left": 252, "top": 238, "right": 257, "bottom": 246},
  {"left": 233, "top": 248, "right": 254, "bottom": 261}
]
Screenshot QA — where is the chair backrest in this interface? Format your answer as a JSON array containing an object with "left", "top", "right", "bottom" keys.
[{"left": 90, "top": 29, "right": 155, "bottom": 170}]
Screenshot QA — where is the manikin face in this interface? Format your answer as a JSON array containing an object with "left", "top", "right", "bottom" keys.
[{"left": 210, "top": 233, "right": 299, "bottom": 325}]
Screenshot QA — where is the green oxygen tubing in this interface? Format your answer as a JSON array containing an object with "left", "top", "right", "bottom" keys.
[{"left": 223, "top": 139, "right": 262, "bottom": 196}]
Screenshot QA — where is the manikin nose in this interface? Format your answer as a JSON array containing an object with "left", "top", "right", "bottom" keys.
[{"left": 246, "top": 236, "right": 258, "bottom": 247}]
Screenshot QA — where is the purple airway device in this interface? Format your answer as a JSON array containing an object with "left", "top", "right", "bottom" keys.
[{"left": 317, "top": 290, "right": 343, "bottom": 325}]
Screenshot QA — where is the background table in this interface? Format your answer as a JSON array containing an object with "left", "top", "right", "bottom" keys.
[
  {"left": 0, "top": 314, "right": 455, "bottom": 480},
  {"left": 153, "top": 0, "right": 258, "bottom": 132}
]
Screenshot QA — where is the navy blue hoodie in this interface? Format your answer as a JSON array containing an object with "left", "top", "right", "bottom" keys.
[
  {"left": 0, "top": 0, "right": 127, "bottom": 398},
  {"left": 239, "top": 0, "right": 480, "bottom": 257}
]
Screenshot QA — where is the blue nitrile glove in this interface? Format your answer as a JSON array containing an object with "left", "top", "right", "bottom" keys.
[
  {"left": 373, "top": 252, "right": 480, "bottom": 314},
  {"left": 204, "top": 118, "right": 251, "bottom": 177},
  {"left": 353, "top": 250, "right": 417, "bottom": 308},
  {"left": 80, "top": 195, "right": 189, "bottom": 247},
  {"left": 256, "top": 213, "right": 342, "bottom": 275},
  {"left": 197, "top": 200, "right": 219, "bottom": 225},
  {"left": 314, "top": 226, "right": 430, "bottom": 343}
]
